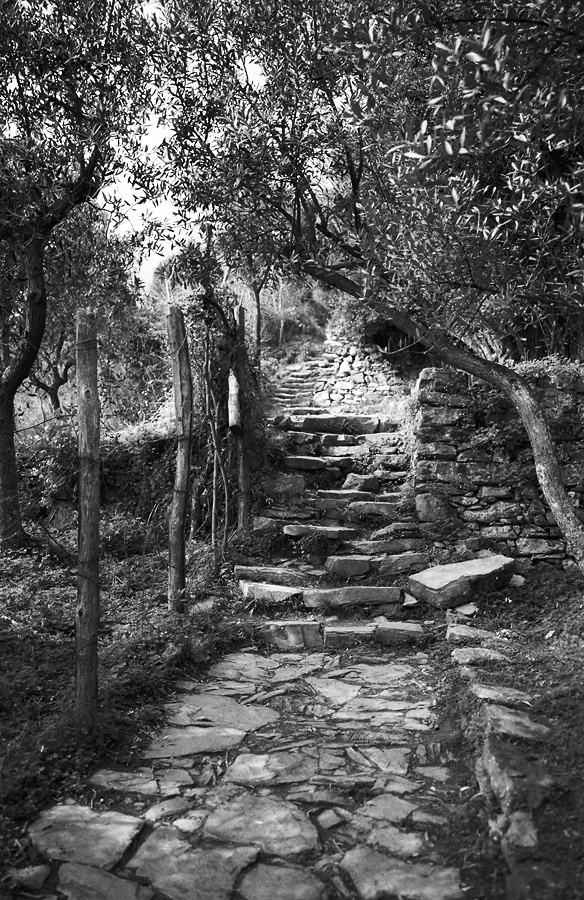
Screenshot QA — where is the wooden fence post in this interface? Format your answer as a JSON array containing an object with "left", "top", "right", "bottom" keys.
[
  {"left": 233, "top": 306, "right": 250, "bottom": 531},
  {"left": 167, "top": 306, "right": 193, "bottom": 612},
  {"left": 75, "top": 309, "right": 100, "bottom": 734}
]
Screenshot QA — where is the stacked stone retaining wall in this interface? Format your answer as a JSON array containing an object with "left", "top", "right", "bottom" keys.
[
  {"left": 413, "top": 366, "right": 584, "bottom": 565},
  {"left": 313, "top": 339, "right": 415, "bottom": 415}
]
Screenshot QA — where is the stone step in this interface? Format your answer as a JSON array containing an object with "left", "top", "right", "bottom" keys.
[
  {"left": 284, "top": 455, "right": 353, "bottom": 471},
  {"left": 283, "top": 524, "right": 360, "bottom": 540},
  {"left": 317, "top": 489, "right": 378, "bottom": 501},
  {"left": 408, "top": 555, "right": 515, "bottom": 609},
  {"left": 347, "top": 500, "right": 401, "bottom": 518},
  {"left": 234, "top": 566, "right": 316, "bottom": 587},
  {"left": 371, "top": 522, "right": 420, "bottom": 538},
  {"left": 302, "top": 585, "right": 402, "bottom": 609},
  {"left": 290, "top": 415, "right": 387, "bottom": 435},
  {"left": 240, "top": 582, "right": 303, "bottom": 604},
  {"left": 286, "top": 407, "right": 328, "bottom": 416},
  {"left": 324, "top": 555, "right": 378, "bottom": 576},
  {"left": 346, "top": 538, "right": 427, "bottom": 554}
]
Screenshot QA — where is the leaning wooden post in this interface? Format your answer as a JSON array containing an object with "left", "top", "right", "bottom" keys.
[
  {"left": 75, "top": 309, "right": 100, "bottom": 734},
  {"left": 166, "top": 306, "right": 193, "bottom": 612}
]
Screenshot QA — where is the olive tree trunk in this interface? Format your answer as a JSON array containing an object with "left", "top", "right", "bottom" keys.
[
  {"left": 0, "top": 237, "right": 47, "bottom": 550},
  {"left": 75, "top": 309, "right": 100, "bottom": 734},
  {"left": 167, "top": 306, "right": 193, "bottom": 612}
]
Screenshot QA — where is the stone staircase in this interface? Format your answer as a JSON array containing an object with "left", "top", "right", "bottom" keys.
[
  {"left": 268, "top": 358, "right": 337, "bottom": 410},
  {"left": 238, "top": 395, "right": 434, "bottom": 649}
]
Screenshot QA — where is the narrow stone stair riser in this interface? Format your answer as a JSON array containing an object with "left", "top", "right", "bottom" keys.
[
  {"left": 302, "top": 586, "right": 402, "bottom": 609},
  {"left": 346, "top": 539, "right": 427, "bottom": 554},
  {"left": 240, "top": 582, "right": 303, "bottom": 603},
  {"left": 283, "top": 524, "right": 360, "bottom": 539},
  {"left": 234, "top": 566, "right": 314, "bottom": 587},
  {"left": 317, "top": 490, "right": 378, "bottom": 501}
]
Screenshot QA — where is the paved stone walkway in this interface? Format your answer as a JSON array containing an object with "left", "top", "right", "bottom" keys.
[{"left": 25, "top": 647, "right": 467, "bottom": 900}]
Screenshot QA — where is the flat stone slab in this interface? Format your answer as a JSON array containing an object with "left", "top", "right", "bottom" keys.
[
  {"left": 376, "top": 622, "right": 424, "bottom": 645},
  {"left": 378, "top": 552, "right": 430, "bottom": 575},
  {"left": 480, "top": 734, "right": 553, "bottom": 813},
  {"left": 340, "top": 846, "right": 463, "bottom": 899},
  {"left": 360, "top": 747, "right": 411, "bottom": 774},
  {"left": 234, "top": 566, "right": 309, "bottom": 587},
  {"left": 325, "top": 555, "right": 373, "bottom": 576},
  {"left": 88, "top": 768, "right": 159, "bottom": 795},
  {"left": 29, "top": 804, "right": 143, "bottom": 869},
  {"left": 325, "top": 624, "right": 377, "bottom": 646},
  {"left": 343, "top": 473, "right": 380, "bottom": 491},
  {"left": 143, "top": 726, "right": 246, "bottom": 758},
  {"left": 144, "top": 797, "right": 193, "bottom": 823},
  {"left": 408, "top": 556, "right": 515, "bottom": 608},
  {"left": 446, "top": 624, "right": 499, "bottom": 644},
  {"left": 347, "top": 539, "right": 426, "bottom": 554},
  {"left": 127, "top": 826, "right": 257, "bottom": 900},
  {"left": 471, "top": 684, "right": 532, "bottom": 706},
  {"left": 451, "top": 647, "right": 510, "bottom": 665},
  {"left": 240, "top": 581, "right": 303, "bottom": 603},
  {"left": 301, "top": 415, "right": 379, "bottom": 434},
  {"left": 58, "top": 863, "right": 154, "bottom": 900},
  {"left": 223, "top": 751, "right": 319, "bottom": 785},
  {"left": 318, "top": 489, "right": 377, "bottom": 501},
  {"left": 303, "top": 586, "right": 402, "bottom": 609},
  {"left": 304, "top": 676, "right": 361, "bottom": 706},
  {"left": 366, "top": 824, "right": 425, "bottom": 858},
  {"left": 362, "top": 793, "right": 418, "bottom": 823},
  {"left": 207, "top": 653, "right": 279, "bottom": 682},
  {"left": 257, "top": 620, "right": 323, "bottom": 650},
  {"left": 204, "top": 793, "right": 320, "bottom": 857},
  {"left": 284, "top": 524, "right": 359, "bottom": 539},
  {"left": 484, "top": 704, "right": 550, "bottom": 741},
  {"left": 165, "top": 694, "right": 279, "bottom": 731},
  {"left": 348, "top": 501, "right": 399, "bottom": 517},
  {"left": 239, "top": 864, "right": 325, "bottom": 900}
]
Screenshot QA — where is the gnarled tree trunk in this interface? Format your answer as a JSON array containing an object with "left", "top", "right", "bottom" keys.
[{"left": 0, "top": 237, "right": 47, "bottom": 550}]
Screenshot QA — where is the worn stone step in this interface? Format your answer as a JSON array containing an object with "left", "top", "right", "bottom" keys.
[
  {"left": 347, "top": 501, "right": 400, "bottom": 518},
  {"left": 317, "top": 490, "right": 378, "bottom": 501},
  {"left": 324, "top": 555, "right": 376, "bottom": 577},
  {"left": 284, "top": 455, "right": 353, "bottom": 471},
  {"left": 346, "top": 538, "right": 427, "bottom": 554},
  {"left": 342, "top": 473, "right": 380, "bottom": 491},
  {"left": 408, "top": 555, "right": 515, "bottom": 609},
  {"left": 283, "top": 524, "right": 360, "bottom": 540},
  {"left": 234, "top": 566, "right": 315, "bottom": 587},
  {"left": 377, "top": 551, "right": 431, "bottom": 575},
  {"left": 239, "top": 582, "right": 303, "bottom": 604},
  {"left": 302, "top": 586, "right": 402, "bottom": 609},
  {"left": 292, "top": 415, "right": 384, "bottom": 435},
  {"left": 370, "top": 522, "right": 420, "bottom": 538}
]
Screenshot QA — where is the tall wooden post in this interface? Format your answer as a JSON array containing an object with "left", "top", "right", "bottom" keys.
[
  {"left": 75, "top": 309, "right": 100, "bottom": 734},
  {"left": 233, "top": 306, "right": 250, "bottom": 531},
  {"left": 167, "top": 306, "right": 193, "bottom": 612}
]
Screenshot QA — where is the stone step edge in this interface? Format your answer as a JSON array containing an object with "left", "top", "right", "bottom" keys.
[
  {"left": 251, "top": 618, "right": 426, "bottom": 650},
  {"left": 451, "top": 662, "right": 557, "bottom": 892}
]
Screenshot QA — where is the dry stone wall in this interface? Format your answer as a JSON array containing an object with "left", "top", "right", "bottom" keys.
[
  {"left": 313, "top": 339, "right": 413, "bottom": 416},
  {"left": 413, "top": 366, "right": 584, "bottom": 565}
]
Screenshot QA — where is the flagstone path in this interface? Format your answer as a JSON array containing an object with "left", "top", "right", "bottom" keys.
[
  {"left": 26, "top": 648, "right": 469, "bottom": 900},
  {"left": 14, "top": 355, "right": 553, "bottom": 899}
]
